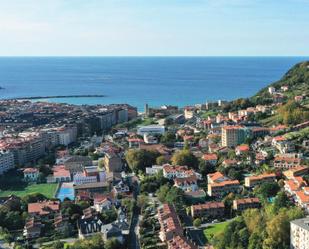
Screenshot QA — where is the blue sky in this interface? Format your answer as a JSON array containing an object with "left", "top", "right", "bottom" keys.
[{"left": 0, "top": 0, "right": 309, "bottom": 56}]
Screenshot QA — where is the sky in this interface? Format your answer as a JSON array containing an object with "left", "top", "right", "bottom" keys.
[{"left": 0, "top": 0, "right": 309, "bottom": 56}]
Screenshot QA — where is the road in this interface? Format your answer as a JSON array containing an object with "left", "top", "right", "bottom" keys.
[{"left": 128, "top": 178, "right": 141, "bottom": 249}]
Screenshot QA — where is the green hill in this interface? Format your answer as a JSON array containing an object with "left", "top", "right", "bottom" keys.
[{"left": 253, "top": 61, "right": 309, "bottom": 102}]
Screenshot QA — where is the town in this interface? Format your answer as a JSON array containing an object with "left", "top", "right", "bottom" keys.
[{"left": 1, "top": 61, "right": 309, "bottom": 249}]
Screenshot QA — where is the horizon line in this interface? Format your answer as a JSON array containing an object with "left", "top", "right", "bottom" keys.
[{"left": 0, "top": 55, "right": 308, "bottom": 58}]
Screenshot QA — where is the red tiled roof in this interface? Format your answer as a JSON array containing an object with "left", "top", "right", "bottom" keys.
[
  {"left": 23, "top": 168, "right": 39, "bottom": 173},
  {"left": 28, "top": 201, "right": 60, "bottom": 216},
  {"left": 203, "top": 153, "right": 218, "bottom": 161},
  {"left": 191, "top": 202, "right": 224, "bottom": 211}
]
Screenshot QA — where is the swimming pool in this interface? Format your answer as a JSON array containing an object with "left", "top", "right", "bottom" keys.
[{"left": 56, "top": 182, "right": 75, "bottom": 201}]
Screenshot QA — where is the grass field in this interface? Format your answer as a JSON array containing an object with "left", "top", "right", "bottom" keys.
[
  {"left": 0, "top": 183, "right": 58, "bottom": 198},
  {"left": 203, "top": 221, "right": 231, "bottom": 241}
]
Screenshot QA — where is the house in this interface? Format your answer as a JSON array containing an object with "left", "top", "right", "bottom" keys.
[
  {"left": 272, "top": 137, "right": 294, "bottom": 154},
  {"left": 207, "top": 172, "right": 229, "bottom": 184},
  {"left": 283, "top": 166, "right": 309, "bottom": 179},
  {"left": 203, "top": 153, "right": 218, "bottom": 166},
  {"left": 78, "top": 208, "right": 103, "bottom": 239},
  {"left": 28, "top": 201, "right": 60, "bottom": 219},
  {"left": 284, "top": 177, "right": 307, "bottom": 196},
  {"left": 23, "top": 217, "right": 42, "bottom": 239},
  {"left": 113, "top": 180, "right": 130, "bottom": 195},
  {"left": 167, "top": 235, "right": 198, "bottom": 249},
  {"left": 274, "top": 155, "right": 301, "bottom": 169},
  {"left": 23, "top": 168, "right": 39, "bottom": 182},
  {"left": 207, "top": 180, "right": 240, "bottom": 197},
  {"left": 235, "top": 144, "right": 250, "bottom": 155},
  {"left": 163, "top": 164, "right": 201, "bottom": 180},
  {"left": 101, "top": 223, "right": 124, "bottom": 243},
  {"left": 54, "top": 213, "right": 69, "bottom": 233},
  {"left": 93, "top": 195, "right": 113, "bottom": 212},
  {"left": 143, "top": 133, "right": 158, "bottom": 144},
  {"left": 157, "top": 204, "right": 183, "bottom": 242},
  {"left": 190, "top": 202, "right": 225, "bottom": 219},
  {"left": 222, "top": 159, "right": 238, "bottom": 168},
  {"left": 145, "top": 165, "right": 163, "bottom": 175},
  {"left": 244, "top": 173, "right": 276, "bottom": 188},
  {"left": 174, "top": 175, "right": 198, "bottom": 192},
  {"left": 294, "top": 187, "right": 309, "bottom": 211},
  {"left": 127, "top": 138, "right": 144, "bottom": 148},
  {"left": 232, "top": 198, "right": 261, "bottom": 211}
]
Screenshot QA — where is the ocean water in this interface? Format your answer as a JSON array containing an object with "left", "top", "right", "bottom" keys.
[{"left": 0, "top": 57, "right": 308, "bottom": 110}]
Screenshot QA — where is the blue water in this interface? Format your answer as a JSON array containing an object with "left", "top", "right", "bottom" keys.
[
  {"left": 0, "top": 57, "right": 308, "bottom": 110},
  {"left": 56, "top": 183, "right": 75, "bottom": 201}
]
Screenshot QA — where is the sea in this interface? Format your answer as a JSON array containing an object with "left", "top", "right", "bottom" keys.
[{"left": 0, "top": 56, "right": 308, "bottom": 111}]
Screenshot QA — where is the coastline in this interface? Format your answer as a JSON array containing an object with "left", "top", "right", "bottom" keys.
[{"left": 4, "top": 94, "right": 106, "bottom": 100}]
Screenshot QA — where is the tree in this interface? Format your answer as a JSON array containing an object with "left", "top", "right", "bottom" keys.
[
  {"left": 160, "top": 132, "right": 176, "bottom": 147},
  {"left": 254, "top": 182, "right": 280, "bottom": 199},
  {"left": 273, "top": 191, "right": 291, "bottom": 211},
  {"left": 125, "top": 149, "right": 159, "bottom": 173},
  {"left": 105, "top": 238, "right": 122, "bottom": 249},
  {"left": 137, "top": 194, "right": 149, "bottom": 213},
  {"left": 193, "top": 218, "right": 201, "bottom": 228},
  {"left": 171, "top": 149, "right": 198, "bottom": 169},
  {"left": 156, "top": 155, "right": 168, "bottom": 165}
]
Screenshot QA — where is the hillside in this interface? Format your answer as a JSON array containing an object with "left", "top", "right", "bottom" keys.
[{"left": 253, "top": 61, "right": 309, "bottom": 102}]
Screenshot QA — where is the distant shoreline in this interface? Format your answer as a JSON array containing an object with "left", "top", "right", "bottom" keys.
[{"left": 5, "top": 95, "right": 106, "bottom": 100}]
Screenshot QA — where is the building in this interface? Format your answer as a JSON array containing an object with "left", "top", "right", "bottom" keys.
[
  {"left": 163, "top": 164, "right": 201, "bottom": 180},
  {"left": 244, "top": 173, "right": 276, "bottom": 188},
  {"left": 284, "top": 177, "right": 307, "bottom": 196},
  {"left": 145, "top": 165, "right": 163, "bottom": 175},
  {"left": 52, "top": 165, "right": 71, "bottom": 182},
  {"left": 73, "top": 172, "right": 98, "bottom": 185},
  {"left": 167, "top": 235, "right": 197, "bottom": 249},
  {"left": 283, "top": 166, "right": 309, "bottom": 179},
  {"left": 103, "top": 152, "right": 123, "bottom": 173},
  {"left": 235, "top": 144, "right": 250, "bottom": 155},
  {"left": 221, "top": 126, "right": 246, "bottom": 147},
  {"left": 274, "top": 156, "right": 301, "bottom": 169},
  {"left": 207, "top": 172, "right": 229, "bottom": 184},
  {"left": 23, "top": 217, "right": 42, "bottom": 239},
  {"left": 190, "top": 202, "right": 225, "bottom": 219},
  {"left": 93, "top": 195, "right": 113, "bottom": 212},
  {"left": 290, "top": 217, "right": 309, "bottom": 249},
  {"left": 232, "top": 198, "right": 261, "bottom": 211},
  {"left": 207, "top": 180, "right": 240, "bottom": 197},
  {"left": 203, "top": 153, "right": 218, "bottom": 166},
  {"left": 28, "top": 201, "right": 60, "bottom": 219},
  {"left": 174, "top": 175, "right": 198, "bottom": 192},
  {"left": 0, "top": 150, "right": 15, "bottom": 175},
  {"left": 74, "top": 182, "right": 110, "bottom": 197},
  {"left": 77, "top": 208, "right": 103, "bottom": 239},
  {"left": 137, "top": 125, "right": 165, "bottom": 136},
  {"left": 23, "top": 168, "right": 39, "bottom": 182}
]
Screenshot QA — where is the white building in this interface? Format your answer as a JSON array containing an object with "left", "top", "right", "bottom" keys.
[
  {"left": 290, "top": 217, "right": 309, "bottom": 249},
  {"left": 0, "top": 150, "right": 15, "bottom": 175},
  {"left": 23, "top": 168, "right": 39, "bottom": 182},
  {"left": 73, "top": 172, "right": 97, "bottom": 185},
  {"left": 268, "top": 86, "right": 276, "bottom": 95},
  {"left": 137, "top": 125, "right": 165, "bottom": 136},
  {"left": 145, "top": 165, "right": 163, "bottom": 175},
  {"left": 57, "top": 126, "right": 77, "bottom": 146}
]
